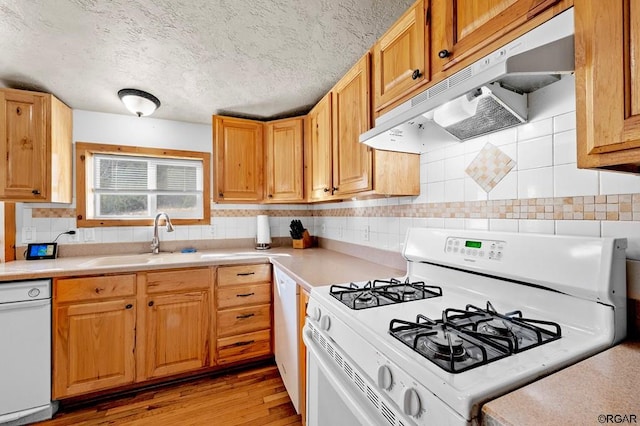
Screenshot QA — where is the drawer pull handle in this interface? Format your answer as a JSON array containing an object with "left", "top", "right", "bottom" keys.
[
  {"left": 236, "top": 313, "right": 255, "bottom": 319},
  {"left": 233, "top": 340, "right": 255, "bottom": 347},
  {"left": 95, "top": 287, "right": 104, "bottom": 294},
  {"left": 125, "top": 304, "right": 133, "bottom": 309},
  {"left": 237, "top": 272, "right": 255, "bottom": 276},
  {"left": 236, "top": 292, "right": 255, "bottom": 297}
]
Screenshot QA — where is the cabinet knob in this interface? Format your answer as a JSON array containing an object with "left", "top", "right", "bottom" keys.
[
  {"left": 32, "top": 189, "right": 41, "bottom": 195},
  {"left": 268, "top": 194, "right": 273, "bottom": 198},
  {"left": 438, "top": 49, "right": 451, "bottom": 59},
  {"left": 125, "top": 304, "right": 133, "bottom": 310},
  {"left": 218, "top": 192, "right": 224, "bottom": 197},
  {"left": 332, "top": 187, "right": 339, "bottom": 192},
  {"left": 323, "top": 188, "right": 330, "bottom": 193},
  {"left": 411, "top": 69, "right": 422, "bottom": 80},
  {"left": 148, "top": 301, "right": 154, "bottom": 307}
]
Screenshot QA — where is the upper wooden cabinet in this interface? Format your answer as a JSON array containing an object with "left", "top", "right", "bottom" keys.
[
  {"left": 431, "top": 0, "right": 566, "bottom": 74},
  {"left": 373, "top": 0, "right": 429, "bottom": 113},
  {"left": 0, "top": 88, "right": 72, "bottom": 202},
  {"left": 214, "top": 115, "right": 306, "bottom": 203},
  {"left": 332, "top": 53, "right": 373, "bottom": 196},
  {"left": 306, "top": 55, "right": 420, "bottom": 202},
  {"left": 213, "top": 115, "right": 264, "bottom": 202},
  {"left": 576, "top": 0, "right": 640, "bottom": 172},
  {"left": 306, "top": 93, "right": 334, "bottom": 202},
  {"left": 265, "top": 117, "right": 304, "bottom": 202}
]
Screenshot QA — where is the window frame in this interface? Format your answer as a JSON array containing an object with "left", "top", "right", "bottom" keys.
[{"left": 76, "top": 142, "right": 211, "bottom": 228}]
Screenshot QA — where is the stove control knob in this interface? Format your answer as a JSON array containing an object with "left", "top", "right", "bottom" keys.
[
  {"left": 403, "top": 388, "right": 421, "bottom": 417},
  {"left": 377, "top": 365, "right": 393, "bottom": 390},
  {"left": 320, "top": 315, "right": 331, "bottom": 331},
  {"left": 312, "top": 307, "right": 322, "bottom": 321}
]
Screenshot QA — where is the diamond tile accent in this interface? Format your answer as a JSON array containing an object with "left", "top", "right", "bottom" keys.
[{"left": 465, "top": 143, "right": 516, "bottom": 192}]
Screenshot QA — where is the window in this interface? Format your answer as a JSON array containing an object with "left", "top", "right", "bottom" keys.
[{"left": 76, "top": 143, "right": 210, "bottom": 227}]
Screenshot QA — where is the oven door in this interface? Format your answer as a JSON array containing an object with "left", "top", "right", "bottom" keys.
[{"left": 303, "top": 325, "right": 387, "bottom": 426}]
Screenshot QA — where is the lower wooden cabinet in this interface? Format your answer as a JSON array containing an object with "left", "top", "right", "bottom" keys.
[
  {"left": 215, "top": 264, "right": 273, "bottom": 365},
  {"left": 298, "top": 287, "right": 310, "bottom": 425},
  {"left": 53, "top": 263, "right": 273, "bottom": 399},
  {"left": 53, "top": 275, "right": 137, "bottom": 399},
  {"left": 140, "top": 290, "right": 210, "bottom": 380}
]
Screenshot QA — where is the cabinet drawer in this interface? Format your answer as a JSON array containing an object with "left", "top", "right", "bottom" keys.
[
  {"left": 217, "top": 283, "right": 271, "bottom": 309},
  {"left": 217, "top": 264, "right": 271, "bottom": 286},
  {"left": 55, "top": 275, "right": 136, "bottom": 303},
  {"left": 217, "top": 329, "right": 271, "bottom": 364},
  {"left": 217, "top": 304, "right": 271, "bottom": 337},
  {"left": 146, "top": 268, "right": 210, "bottom": 294}
]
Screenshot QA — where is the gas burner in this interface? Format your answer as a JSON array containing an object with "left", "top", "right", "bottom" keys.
[
  {"left": 478, "top": 318, "right": 513, "bottom": 337},
  {"left": 330, "top": 278, "right": 442, "bottom": 310},
  {"left": 423, "top": 330, "right": 466, "bottom": 361}
]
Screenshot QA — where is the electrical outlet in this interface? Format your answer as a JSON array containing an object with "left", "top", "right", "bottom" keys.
[
  {"left": 362, "top": 225, "right": 370, "bottom": 241},
  {"left": 338, "top": 225, "right": 344, "bottom": 238},
  {"left": 84, "top": 228, "right": 95, "bottom": 242},
  {"left": 68, "top": 229, "right": 79, "bottom": 242},
  {"left": 209, "top": 225, "right": 216, "bottom": 237},
  {"left": 321, "top": 224, "right": 326, "bottom": 235},
  {"left": 22, "top": 227, "right": 36, "bottom": 243}
]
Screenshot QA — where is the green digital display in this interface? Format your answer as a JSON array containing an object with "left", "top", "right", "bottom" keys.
[{"left": 465, "top": 240, "right": 482, "bottom": 249}]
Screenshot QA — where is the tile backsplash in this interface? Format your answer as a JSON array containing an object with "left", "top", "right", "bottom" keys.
[{"left": 9, "top": 75, "right": 640, "bottom": 263}]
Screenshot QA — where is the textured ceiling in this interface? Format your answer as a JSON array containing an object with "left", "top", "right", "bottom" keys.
[{"left": 0, "top": 0, "right": 415, "bottom": 124}]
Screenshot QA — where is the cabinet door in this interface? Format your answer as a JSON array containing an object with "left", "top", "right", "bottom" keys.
[
  {"left": 53, "top": 299, "right": 136, "bottom": 398},
  {"left": 213, "top": 115, "right": 264, "bottom": 202},
  {"left": 373, "top": 0, "right": 429, "bottom": 112},
  {"left": 306, "top": 93, "right": 334, "bottom": 201},
  {"left": 576, "top": 0, "right": 640, "bottom": 171},
  {"left": 431, "top": 0, "right": 561, "bottom": 73},
  {"left": 332, "top": 54, "right": 372, "bottom": 195},
  {"left": 142, "top": 291, "right": 210, "bottom": 380},
  {"left": 265, "top": 117, "right": 304, "bottom": 202},
  {"left": 0, "top": 90, "right": 47, "bottom": 200}
]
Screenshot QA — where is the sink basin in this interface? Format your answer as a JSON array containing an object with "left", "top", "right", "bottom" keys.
[
  {"left": 80, "top": 254, "right": 167, "bottom": 267},
  {"left": 78, "top": 250, "right": 273, "bottom": 268}
]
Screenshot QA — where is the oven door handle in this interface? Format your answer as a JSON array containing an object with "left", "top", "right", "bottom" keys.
[{"left": 303, "top": 325, "right": 384, "bottom": 426}]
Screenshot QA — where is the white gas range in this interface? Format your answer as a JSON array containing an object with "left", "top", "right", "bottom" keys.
[{"left": 303, "top": 228, "right": 627, "bottom": 425}]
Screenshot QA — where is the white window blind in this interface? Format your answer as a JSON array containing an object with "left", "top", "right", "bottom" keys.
[{"left": 91, "top": 153, "right": 204, "bottom": 219}]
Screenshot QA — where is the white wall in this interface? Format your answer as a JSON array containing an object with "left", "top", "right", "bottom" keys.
[
  {"left": 312, "top": 76, "right": 640, "bottom": 259},
  {"left": 73, "top": 110, "right": 211, "bottom": 152},
  {"left": 14, "top": 110, "right": 307, "bottom": 246}
]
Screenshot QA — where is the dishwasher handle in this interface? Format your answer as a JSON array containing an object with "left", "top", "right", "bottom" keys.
[{"left": 0, "top": 299, "right": 51, "bottom": 312}]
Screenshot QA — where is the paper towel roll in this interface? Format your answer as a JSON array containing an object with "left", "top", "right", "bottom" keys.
[{"left": 256, "top": 215, "right": 271, "bottom": 249}]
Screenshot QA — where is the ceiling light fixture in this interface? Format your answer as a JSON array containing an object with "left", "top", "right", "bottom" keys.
[{"left": 117, "top": 88, "right": 161, "bottom": 117}]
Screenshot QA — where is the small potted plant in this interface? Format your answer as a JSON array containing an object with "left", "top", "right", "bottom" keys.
[{"left": 290, "top": 219, "right": 313, "bottom": 249}]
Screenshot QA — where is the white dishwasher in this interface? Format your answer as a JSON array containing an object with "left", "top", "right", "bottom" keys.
[
  {"left": 0, "top": 279, "right": 56, "bottom": 425},
  {"left": 273, "top": 267, "right": 299, "bottom": 413}
]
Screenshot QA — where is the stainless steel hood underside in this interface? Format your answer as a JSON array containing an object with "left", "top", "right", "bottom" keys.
[{"left": 360, "top": 8, "right": 575, "bottom": 154}]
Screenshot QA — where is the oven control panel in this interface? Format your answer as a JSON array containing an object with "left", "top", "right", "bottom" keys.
[{"left": 445, "top": 237, "right": 506, "bottom": 261}]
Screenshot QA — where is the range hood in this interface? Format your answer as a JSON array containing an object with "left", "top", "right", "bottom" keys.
[{"left": 360, "top": 8, "right": 575, "bottom": 154}]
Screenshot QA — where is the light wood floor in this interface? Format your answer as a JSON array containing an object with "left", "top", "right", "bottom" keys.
[{"left": 36, "top": 364, "right": 302, "bottom": 426}]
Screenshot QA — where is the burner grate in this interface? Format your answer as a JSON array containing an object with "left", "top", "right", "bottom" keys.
[
  {"left": 388, "top": 301, "right": 562, "bottom": 373},
  {"left": 330, "top": 277, "right": 442, "bottom": 310}
]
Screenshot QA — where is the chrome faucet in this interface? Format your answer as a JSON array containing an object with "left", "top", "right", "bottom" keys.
[{"left": 151, "top": 212, "right": 174, "bottom": 254}]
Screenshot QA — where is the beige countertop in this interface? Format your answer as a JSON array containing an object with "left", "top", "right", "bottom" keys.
[
  {"left": 0, "top": 246, "right": 406, "bottom": 290},
  {"left": 482, "top": 340, "right": 640, "bottom": 426}
]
